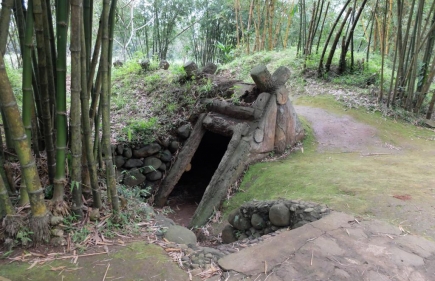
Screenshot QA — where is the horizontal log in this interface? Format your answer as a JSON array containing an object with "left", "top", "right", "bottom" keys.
[
  {"left": 202, "top": 112, "right": 241, "bottom": 137},
  {"left": 202, "top": 99, "right": 255, "bottom": 120}
]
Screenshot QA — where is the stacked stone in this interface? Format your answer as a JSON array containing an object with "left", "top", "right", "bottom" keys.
[
  {"left": 221, "top": 200, "right": 330, "bottom": 244},
  {"left": 113, "top": 124, "right": 192, "bottom": 191}
]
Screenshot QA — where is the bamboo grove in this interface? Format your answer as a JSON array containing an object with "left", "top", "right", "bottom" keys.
[
  {"left": 0, "top": 0, "right": 119, "bottom": 242},
  {"left": 231, "top": 0, "right": 435, "bottom": 116}
]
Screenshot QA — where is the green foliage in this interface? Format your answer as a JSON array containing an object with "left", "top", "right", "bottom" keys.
[
  {"left": 14, "top": 227, "right": 33, "bottom": 247},
  {"left": 123, "top": 117, "right": 158, "bottom": 144},
  {"left": 216, "top": 41, "right": 234, "bottom": 63},
  {"left": 71, "top": 227, "right": 90, "bottom": 244},
  {"left": 5, "top": 64, "right": 23, "bottom": 107},
  {"left": 118, "top": 185, "right": 151, "bottom": 199},
  {"left": 112, "top": 59, "right": 142, "bottom": 80}
]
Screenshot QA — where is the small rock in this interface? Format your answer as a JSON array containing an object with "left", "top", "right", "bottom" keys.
[
  {"left": 201, "top": 62, "right": 217, "bottom": 75},
  {"left": 221, "top": 224, "right": 237, "bottom": 244},
  {"left": 176, "top": 124, "right": 191, "bottom": 139},
  {"left": 304, "top": 208, "right": 314, "bottom": 213},
  {"left": 147, "top": 170, "right": 162, "bottom": 181},
  {"left": 164, "top": 225, "right": 197, "bottom": 244},
  {"left": 90, "top": 209, "right": 100, "bottom": 221},
  {"left": 123, "top": 147, "right": 133, "bottom": 158},
  {"left": 158, "top": 162, "right": 166, "bottom": 172},
  {"left": 140, "top": 59, "right": 150, "bottom": 71},
  {"left": 51, "top": 228, "right": 64, "bottom": 237},
  {"left": 168, "top": 141, "right": 180, "bottom": 153},
  {"left": 50, "top": 237, "right": 67, "bottom": 246},
  {"left": 251, "top": 213, "right": 265, "bottom": 230},
  {"left": 114, "top": 156, "right": 126, "bottom": 168},
  {"left": 113, "top": 60, "right": 123, "bottom": 68},
  {"left": 160, "top": 150, "right": 172, "bottom": 162},
  {"left": 143, "top": 157, "right": 162, "bottom": 174},
  {"left": 116, "top": 144, "right": 124, "bottom": 155},
  {"left": 159, "top": 60, "right": 170, "bottom": 70},
  {"left": 50, "top": 216, "right": 63, "bottom": 226},
  {"left": 123, "top": 168, "right": 146, "bottom": 187},
  {"left": 228, "top": 210, "right": 251, "bottom": 231},
  {"left": 123, "top": 158, "right": 143, "bottom": 168},
  {"left": 269, "top": 203, "right": 290, "bottom": 227},
  {"left": 133, "top": 143, "right": 161, "bottom": 158},
  {"left": 238, "top": 234, "right": 248, "bottom": 240}
]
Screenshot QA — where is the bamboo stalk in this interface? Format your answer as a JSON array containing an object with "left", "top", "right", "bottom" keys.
[
  {"left": 52, "top": 0, "right": 69, "bottom": 209},
  {"left": 0, "top": 51, "right": 49, "bottom": 242},
  {"left": 70, "top": 0, "right": 84, "bottom": 219}
]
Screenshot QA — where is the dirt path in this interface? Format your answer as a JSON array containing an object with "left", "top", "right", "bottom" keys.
[{"left": 295, "top": 105, "right": 396, "bottom": 154}]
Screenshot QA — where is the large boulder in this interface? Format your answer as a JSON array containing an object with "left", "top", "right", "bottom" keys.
[
  {"left": 164, "top": 225, "right": 197, "bottom": 244},
  {"left": 133, "top": 143, "right": 161, "bottom": 158},
  {"left": 123, "top": 168, "right": 146, "bottom": 187},
  {"left": 269, "top": 203, "right": 290, "bottom": 227}
]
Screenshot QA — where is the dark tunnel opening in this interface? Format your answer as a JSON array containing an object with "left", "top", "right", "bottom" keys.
[{"left": 167, "top": 131, "right": 232, "bottom": 226}]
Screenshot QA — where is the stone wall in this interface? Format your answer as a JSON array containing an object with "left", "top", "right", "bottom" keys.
[
  {"left": 222, "top": 200, "right": 330, "bottom": 243},
  {"left": 112, "top": 124, "right": 192, "bottom": 192}
]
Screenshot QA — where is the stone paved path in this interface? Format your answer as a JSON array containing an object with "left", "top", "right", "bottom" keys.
[{"left": 216, "top": 212, "right": 435, "bottom": 280}]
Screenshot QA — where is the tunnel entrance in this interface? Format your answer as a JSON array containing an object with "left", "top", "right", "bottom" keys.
[{"left": 167, "top": 131, "right": 232, "bottom": 226}]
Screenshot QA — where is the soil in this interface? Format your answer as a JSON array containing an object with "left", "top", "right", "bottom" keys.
[{"left": 295, "top": 105, "right": 396, "bottom": 154}]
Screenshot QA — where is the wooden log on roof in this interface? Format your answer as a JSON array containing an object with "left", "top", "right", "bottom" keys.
[
  {"left": 202, "top": 99, "right": 255, "bottom": 120},
  {"left": 250, "top": 65, "right": 274, "bottom": 92}
]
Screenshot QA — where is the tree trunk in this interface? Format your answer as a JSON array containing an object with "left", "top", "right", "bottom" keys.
[
  {"left": 325, "top": 7, "right": 352, "bottom": 73},
  {"left": 318, "top": 0, "right": 351, "bottom": 74}
]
